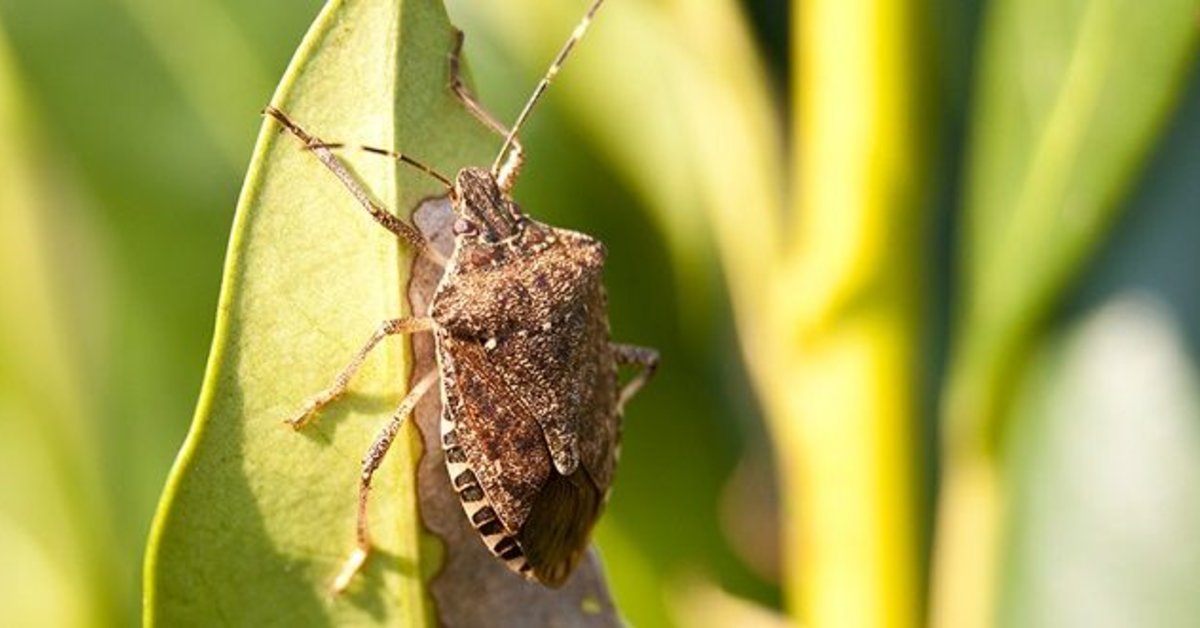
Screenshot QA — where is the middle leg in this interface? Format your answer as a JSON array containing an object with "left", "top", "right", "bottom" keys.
[{"left": 285, "top": 316, "right": 436, "bottom": 429}]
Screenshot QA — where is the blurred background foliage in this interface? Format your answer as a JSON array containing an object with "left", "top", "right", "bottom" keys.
[{"left": 0, "top": 0, "right": 1197, "bottom": 626}]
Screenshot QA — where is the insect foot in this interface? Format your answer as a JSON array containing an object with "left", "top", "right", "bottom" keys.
[{"left": 283, "top": 402, "right": 321, "bottom": 431}]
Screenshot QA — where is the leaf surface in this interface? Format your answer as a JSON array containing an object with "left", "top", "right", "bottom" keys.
[{"left": 144, "top": 0, "right": 497, "bottom": 624}]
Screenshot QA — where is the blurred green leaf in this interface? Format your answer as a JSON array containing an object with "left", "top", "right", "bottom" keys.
[
  {"left": 999, "top": 63, "right": 1200, "bottom": 627},
  {"left": 114, "top": 0, "right": 274, "bottom": 167},
  {"left": 950, "top": 0, "right": 1200, "bottom": 447},
  {"left": 935, "top": 0, "right": 1200, "bottom": 625},
  {"left": 0, "top": 25, "right": 119, "bottom": 628},
  {"left": 0, "top": 0, "right": 284, "bottom": 605},
  {"left": 143, "top": 0, "right": 496, "bottom": 624}
]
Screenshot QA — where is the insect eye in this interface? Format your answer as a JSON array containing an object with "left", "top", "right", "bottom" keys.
[{"left": 453, "top": 218, "right": 477, "bottom": 236}]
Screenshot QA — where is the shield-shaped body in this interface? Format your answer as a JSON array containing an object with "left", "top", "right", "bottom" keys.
[{"left": 429, "top": 168, "right": 620, "bottom": 586}]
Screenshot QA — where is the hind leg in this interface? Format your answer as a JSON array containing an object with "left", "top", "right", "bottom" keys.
[
  {"left": 330, "top": 369, "right": 439, "bottom": 593},
  {"left": 612, "top": 343, "right": 659, "bottom": 414}
]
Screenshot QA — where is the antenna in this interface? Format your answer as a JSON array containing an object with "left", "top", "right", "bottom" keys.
[
  {"left": 491, "top": 0, "right": 606, "bottom": 175},
  {"left": 265, "top": 106, "right": 452, "bottom": 188}
]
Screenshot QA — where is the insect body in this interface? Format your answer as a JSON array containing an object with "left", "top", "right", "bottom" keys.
[
  {"left": 434, "top": 167, "right": 619, "bottom": 585},
  {"left": 267, "top": 0, "right": 657, "bottom": 593}
]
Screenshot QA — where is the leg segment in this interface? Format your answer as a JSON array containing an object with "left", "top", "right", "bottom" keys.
[
  {"left": 263, "top": 106, "right": 446, "bottom": 265},
  {"left": 285, "top": 317, "right": 435, "bottom": 429},
  {"left": 447, "top": 29, "right": 526, "bottom": 191},
  {"left": 330, "top": 369, "right": 440, "bottom": 594},
  {"left": 448, "top": 29, "right": 515, "bottom": 139},
  {"left": 612, "top": 343, "right": 659, "bottom": 414}
]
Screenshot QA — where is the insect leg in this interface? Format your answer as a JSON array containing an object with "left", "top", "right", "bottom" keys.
[
  {"left": 263, "top": 106, "right": 449, "bottom": 266},
  {"left": 612, "top": 343, "right": 659, "bottom": 414},
  {"left": 285, "top": 317, "right": 436, "bottom": 429},
  {"left": 331, "top": 369, "right": 439, "bottom": 594},
  {"left": 447, "top": 28, "right": 526, "bottom": 192}
]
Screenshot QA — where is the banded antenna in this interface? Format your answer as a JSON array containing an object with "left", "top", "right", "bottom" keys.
[{"left": 491, "top": 0, "right": 607, "bottom": 177}]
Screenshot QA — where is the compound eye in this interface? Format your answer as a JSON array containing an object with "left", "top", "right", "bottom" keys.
[{"left": 453, "top": 217, "right": 477, "bottom": 236}]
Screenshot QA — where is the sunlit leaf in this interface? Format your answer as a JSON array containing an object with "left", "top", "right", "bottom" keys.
[{"left": 144, "top": 0, "right": 496, "bottom": 624}]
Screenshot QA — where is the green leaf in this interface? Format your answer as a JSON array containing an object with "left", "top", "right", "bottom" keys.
[
  {"left": 144, "top": 0, "right": 495, "bottom": 624},
  {"left": 933, "top": 0, "right": 1199, "bottom": 624},
  {"left": 0, "top": 25, "right": 120, "bottom": 628},
  {"left": 948, "top": 0, "right": 1200, "bottom": 451}
]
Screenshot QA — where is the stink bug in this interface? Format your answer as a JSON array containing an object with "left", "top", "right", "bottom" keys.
[{"left": 266, "top": 0, "right": 657, "bottom": 593}]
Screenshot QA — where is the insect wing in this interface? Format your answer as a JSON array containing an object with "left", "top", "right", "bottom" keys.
[{"left": 440, "top": 333, "right": 554, "bottom": 533}]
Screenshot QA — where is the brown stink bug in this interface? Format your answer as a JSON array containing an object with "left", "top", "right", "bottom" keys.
[{"left": 265, "top": 0, "right": 657, "bottom": 593}]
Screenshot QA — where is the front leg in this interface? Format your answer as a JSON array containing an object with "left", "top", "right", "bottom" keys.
[
  {"left": 446, "top": 28, "right": 526, "bottom": 191},
  {"left": 612, "top": 343, "right": 659, "bottom": 414}
]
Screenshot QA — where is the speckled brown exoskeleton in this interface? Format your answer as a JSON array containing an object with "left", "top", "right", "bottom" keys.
[{"left": 265, "top": 0, "right": 657, "bottom": 594}]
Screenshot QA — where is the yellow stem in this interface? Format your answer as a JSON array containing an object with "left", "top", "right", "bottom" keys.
[{"left": 778, "top": 0, "right": 926, "bottom": 625}]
